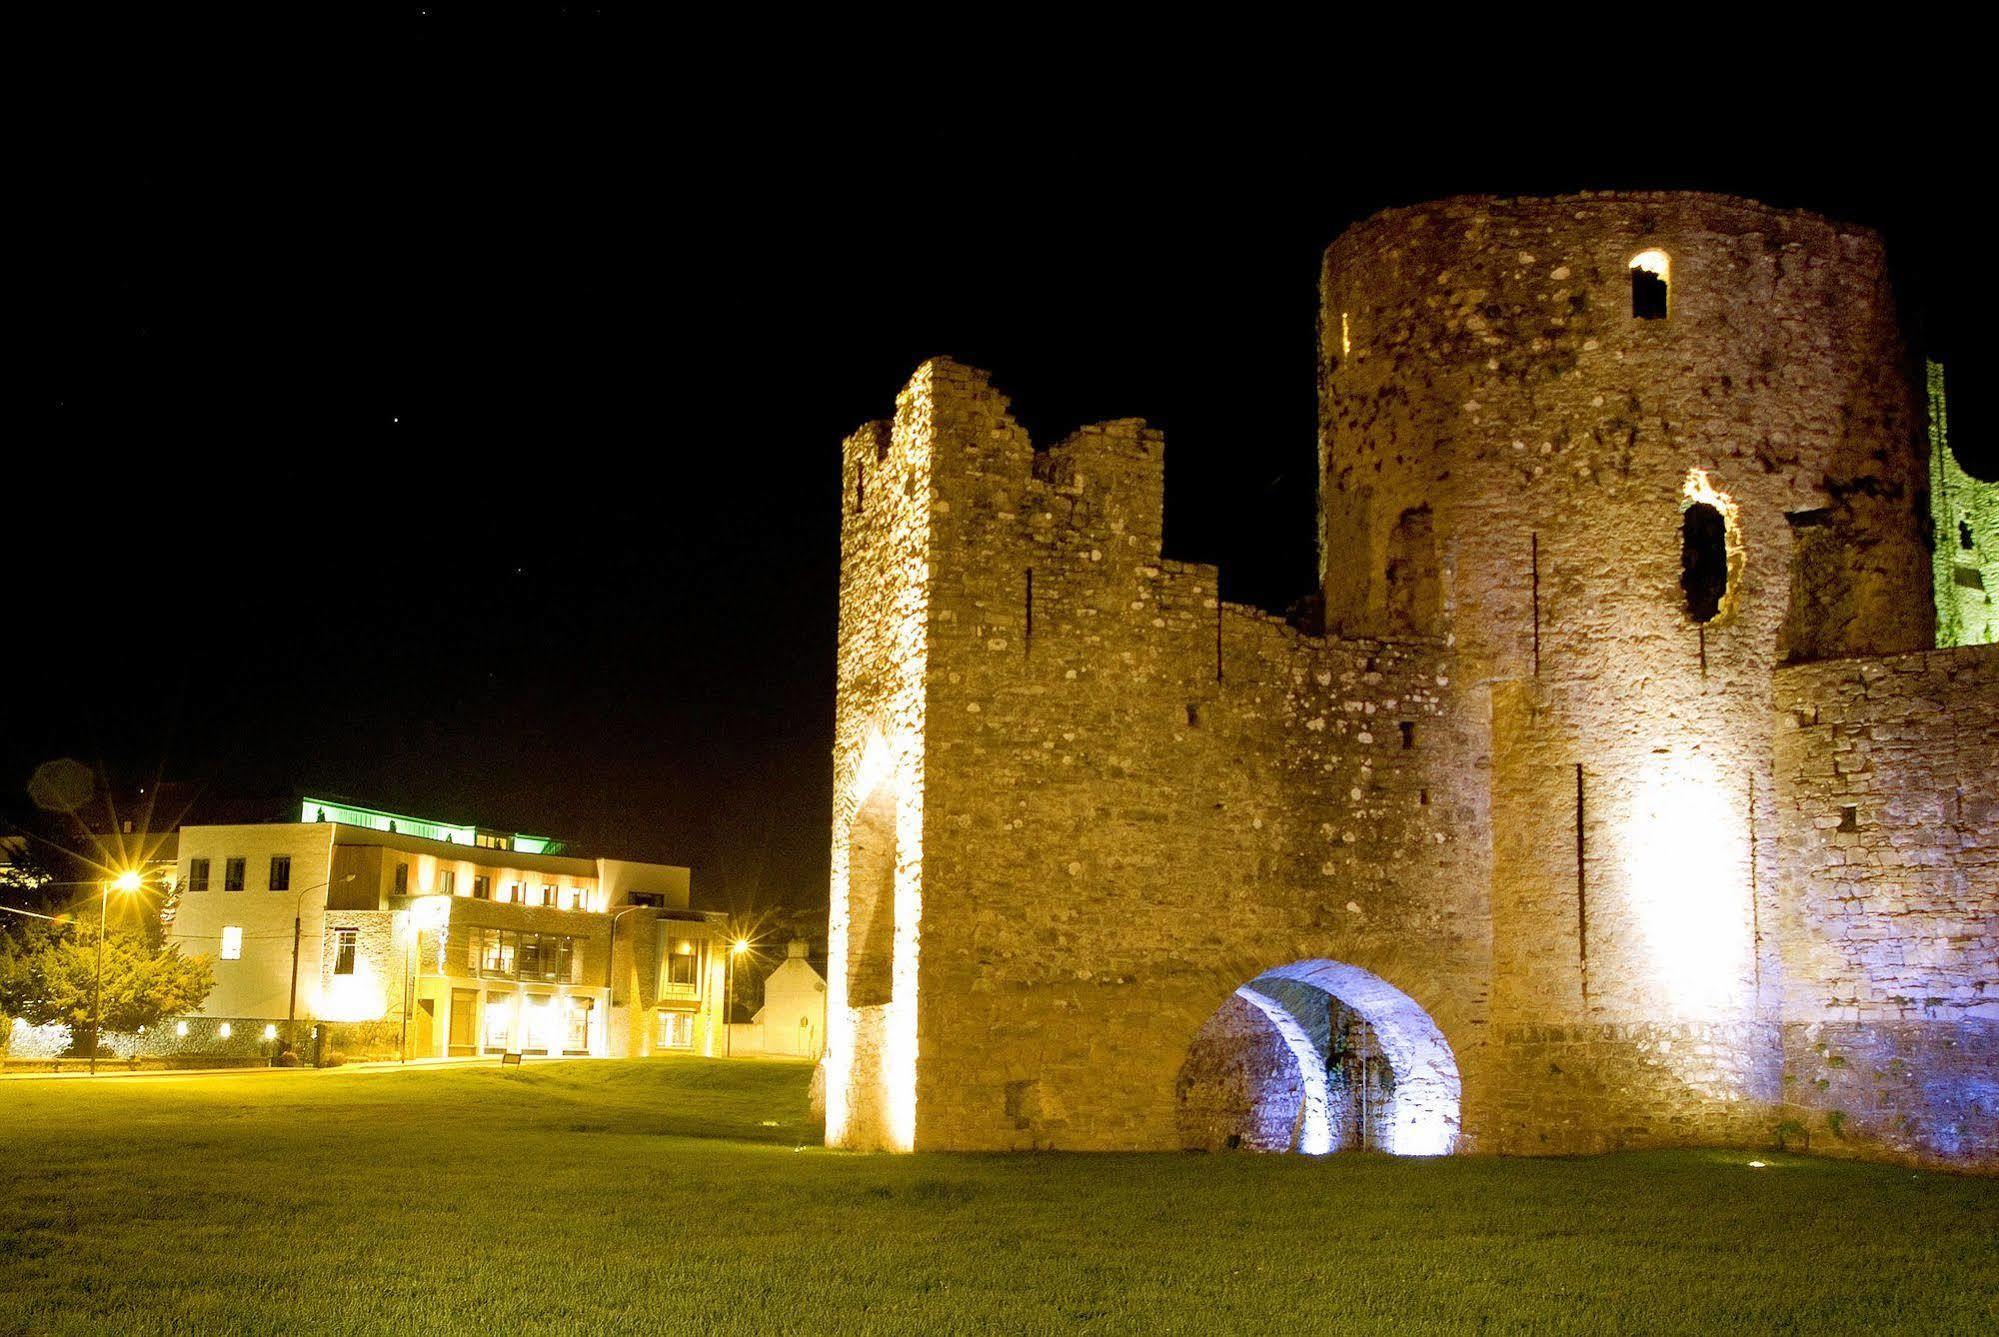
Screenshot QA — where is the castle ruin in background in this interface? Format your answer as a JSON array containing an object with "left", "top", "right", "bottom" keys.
[{"left": 826, "top": 192, "right": 1998, "bottom": 1169}]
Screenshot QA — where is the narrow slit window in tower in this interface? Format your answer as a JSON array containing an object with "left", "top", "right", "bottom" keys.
[{"left": 1682, "top": 502, "right": 1729, "bottom": 624}]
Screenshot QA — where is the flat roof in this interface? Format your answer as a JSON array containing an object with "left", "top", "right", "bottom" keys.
[
  {"left": 297, "top": 796, "right": 563, "bottom": 854},
  {"left": 179, "top": 820, "right": 687, "bottom": 881}
]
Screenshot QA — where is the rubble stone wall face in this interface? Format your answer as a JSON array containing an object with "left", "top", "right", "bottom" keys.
[
  {"left": 899, "top": 360, "right": 1490, "bottom": 1153},
  {"left": 1321, "top": 193, "right": 1940, "bottom": 1157},
  {"left": 827, "top": 192, "right": 1994, "bottom": 1169},
  {"left": 1177, "top": 994, "right": 1306, "bottom": 1152},
  {"left": 1770, "top": 645, "right": 1999, "bottom": 1165}
]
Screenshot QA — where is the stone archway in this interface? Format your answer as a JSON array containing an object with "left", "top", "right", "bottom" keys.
[{"left": 1176, "top": 959, "right": 1461, "bottom": 1156}]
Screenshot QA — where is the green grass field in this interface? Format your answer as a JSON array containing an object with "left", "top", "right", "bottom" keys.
[{"left": 1, "top": 1058, "right": 1994, "bottom": 1334}]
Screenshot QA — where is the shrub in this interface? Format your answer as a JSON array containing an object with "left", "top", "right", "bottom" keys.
[
  {"left": 319, "top": 1050, "right": 347, "bottom": 1069},
  {"left": 272, "top": 1052, "right": 301, "bottom": 1068}
]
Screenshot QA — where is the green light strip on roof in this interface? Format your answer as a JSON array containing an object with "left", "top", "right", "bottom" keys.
[{"left": 300, "top": 799, "right": 477, "bottom": 846}]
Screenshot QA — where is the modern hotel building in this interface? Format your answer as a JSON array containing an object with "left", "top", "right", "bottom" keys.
[{"left": 165, "top": 798, "right": 728, "bottom": 1061}]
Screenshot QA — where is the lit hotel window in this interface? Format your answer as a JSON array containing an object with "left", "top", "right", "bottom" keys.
[
  {"left": 668, "top": 942, "right": 698, "bottom": 987},
  {"left": 333, "top": 928, "right": 358, "bottom": 976},
  {"left": 221, "top": 926, "right": 243, "bottom": 960},
  {"left": 438, "top": 869, "right": 456, "bottom": 896}
]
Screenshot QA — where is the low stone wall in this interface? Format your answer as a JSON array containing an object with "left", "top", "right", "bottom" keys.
[
  {"left": 1779, "top": 1020, "right": 1999, "bottom": 1169},
  {"left": 1, "top": 1013, "right": 376, "bottom": 1067},
  {"left": 1485, "top": 1023, "right": 1780, "bottom": 1156},
  {"left": 3, "top": 1014, "right": 292, "bottom": 1067}
]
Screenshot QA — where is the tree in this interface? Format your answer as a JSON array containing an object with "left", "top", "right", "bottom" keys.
[
  {"left": 0, "top": 834, "right": 63, "bottom": 916},
  {"left": 0, "top": 918, "right": 213, "bottom": 1055}
]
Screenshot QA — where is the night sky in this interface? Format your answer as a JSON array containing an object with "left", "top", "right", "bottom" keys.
[{"left": 16, "top": 11, "right": 1989, "bottom": 918}]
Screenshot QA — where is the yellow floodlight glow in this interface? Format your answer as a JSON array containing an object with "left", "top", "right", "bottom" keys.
[
  {"left": 1627, "top": 752, "right": 1753, "bottom": 1023},
  {"left": 732, "top": 938, "right": 750, "bottom": 956},
  {"left": 409, "top": 895, "right": 453, "bottom": 932},
  {"left": 1630, "top": 248, "right": 1670, "bottom": 280},
  {"left": 112, "top": 870, "right": 142, "bottom": 894}
]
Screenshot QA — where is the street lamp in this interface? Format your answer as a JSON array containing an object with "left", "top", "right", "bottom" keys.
[
  {"left": 725, "top": 937, "right": 750, "bottom": 1057},
  {"left": 288, "top": 873, "right": 356, "bottom": 1048},
  {"left": 400, "top": 894, "right": 453, "bottom": 1065},
  {"left": 88, "top": 870, "right": 144, "bottom": 1075},
  {"left": 605, "top": 904, "right": 653, "bottom": 1057}
]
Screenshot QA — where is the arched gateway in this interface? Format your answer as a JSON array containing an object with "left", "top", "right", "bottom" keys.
[{"left": 1177, "top": 961, "right": 1461, "bottom": 1157}]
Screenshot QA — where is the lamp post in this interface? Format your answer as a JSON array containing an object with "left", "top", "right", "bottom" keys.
[
  {"left": 401, "top": 894, "right": 453, "bottom": 1065},
  {"left": 725, "top": 937, "right": 749, "bottom": 1057},
  {"left": 605, "top": 904, "right": 651, "bottom": 1057},
  {"left": 89, "top": 870, "right": 143, "bottom": 1076},
  {"left": 288, "top": 873, "right": 355, "bottom": 1050}
]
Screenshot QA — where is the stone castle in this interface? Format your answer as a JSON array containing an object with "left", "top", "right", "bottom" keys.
[{"left": 825, "top": 191, "right": 1998, "bottom": 1170}]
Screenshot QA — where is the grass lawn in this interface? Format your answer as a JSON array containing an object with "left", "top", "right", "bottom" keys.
[{"left": 2, "top": 1059, "right": 1995, "bottom": 1334}]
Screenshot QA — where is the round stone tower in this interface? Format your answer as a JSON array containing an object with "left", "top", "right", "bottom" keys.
[{"left": 1317, "top": 193, "right": 1934, "bottom": 1140}]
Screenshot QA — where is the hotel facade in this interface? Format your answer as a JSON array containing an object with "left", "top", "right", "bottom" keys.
[{"left": 165, "top": 799, "right": 729, "bottom": 1061}]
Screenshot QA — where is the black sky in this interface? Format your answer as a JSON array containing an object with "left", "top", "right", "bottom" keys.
[{"left": 15, "top": 10, "right": 1991, "bottom": 917}]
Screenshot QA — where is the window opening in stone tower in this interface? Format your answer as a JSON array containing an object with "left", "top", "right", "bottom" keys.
[
  {"left": 1630, "top": 249, "right": 1670, "bottom": 320},
  {"left": 1681, "top": 502, "right": 1728, "bottom": 624}
]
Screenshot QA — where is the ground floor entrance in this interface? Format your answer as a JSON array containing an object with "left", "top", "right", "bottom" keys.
[{"left": 426, "top": 983, "right": 608, "bottom": 1058}]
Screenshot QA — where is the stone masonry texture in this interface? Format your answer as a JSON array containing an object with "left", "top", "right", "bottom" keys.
[{"left": 827, "top": 192, "right": 1997, "bottom": 1170}]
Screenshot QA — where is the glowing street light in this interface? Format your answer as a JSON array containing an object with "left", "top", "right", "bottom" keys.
[
  {"left": 90, "top": 870, "right": 143, "bottom": 1075},
  {"left": 726, "top": 937, "right": 752, "bottom": 1058},
  {"left": 289, "top": 874, "right": 357, "bottom": 1052}
]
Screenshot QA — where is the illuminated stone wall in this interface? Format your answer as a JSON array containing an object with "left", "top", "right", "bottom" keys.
[
  {"left": 837, "top": 360, "right": 1490, "bottom": 1153},
  {"left": 1176, "top": 995, "right": 1306, "bottom": 1152},
  {"left": 827, "top": 378, "right": 936, "bottom": 1151},
  {"left": 1770, "top": 645, "right": 1999, "bottom": 1165},
  {"left": 828, "top": 192, "right": 1994, "bottom": 1169},
  {"left": 1319, "top": 193, "right": 1937, "bottom": 1159},
  {"left": 1929, "top": 361, "right": 1999, "bottom": 648}
]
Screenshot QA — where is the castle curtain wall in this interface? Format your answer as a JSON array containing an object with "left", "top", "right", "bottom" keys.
[
  {"left": 828, "top": 192, "right": 1994, "bottom": 1170},
  {"left": 895, "top": 362, "right": 1491, "bottom": 1152},
  {"left": 1771, "top": 645, "right": 1999, "bottom": 1164}
]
